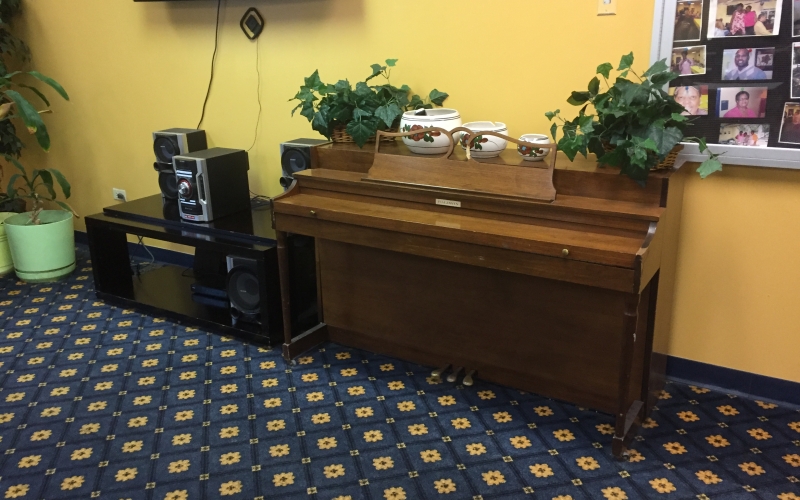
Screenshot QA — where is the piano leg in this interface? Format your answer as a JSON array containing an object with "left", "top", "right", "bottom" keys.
[
  {"left": 277, "top": 230, "right": 329, "bottom": 361},
  {"left": 613, "top": 294, "right": 645, "bottom": 460}
]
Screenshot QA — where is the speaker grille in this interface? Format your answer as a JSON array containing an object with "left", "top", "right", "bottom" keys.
[
  {"left": 154, "top": 136, "right": 181, "bottom": 164},
  {"left": 227, "top": 266, "right": 260, "bottom": 314}
]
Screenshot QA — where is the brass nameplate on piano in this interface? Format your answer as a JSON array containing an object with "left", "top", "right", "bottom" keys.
[{"left": 435, "top": 199, "right": 461, "bottom": 208}]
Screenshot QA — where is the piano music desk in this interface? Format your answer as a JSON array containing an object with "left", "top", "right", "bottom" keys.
[{"left": 272, "top": 143, "right": 686, "bottom": 459}]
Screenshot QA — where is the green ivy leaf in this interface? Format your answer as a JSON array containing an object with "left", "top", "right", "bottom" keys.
[
  {"left": 385, "top": 58, "right": 398, "bottom": 67},
  {"left": 578, "top": 115, "right": 595, "bottom": 135},
  {"left": 588, "top": 77, "right": 600, "bottom": 95},
  {"left": 366, "top": 63, "right": 386, "bottom": 82},
  {"left": 300, "top": 102, "right": 315, "bottom": 122},
  {"left": 408, "top": 94, "right": 424, "bottom": 110},
  {"left": 346, "top": 118, "right": 379, "bottom": 148},
  {"left": 567, "top": 91, "right": 591, "bottom": 106},
  {"left": 374, "top": 102, "right": 402, "bottom": 128},
  {"left": 352, "top": 107, "right": 372, "bottom": 120},
  {"left": 354, "top": 81, "right": 372, "bottom": 97},
  {"left": 334, "top": 79, "right": 350, "bottom": 92},
  {"left": 697, "top": 158, "right": 723, "bottom": 178},
  {"left": 618, "top": 52, "right": 634, "bottom": 71},
  {"left": 646, "top": 125, "right": 683, "bottom": 156},
  {"left": 670, "top": 113, "right": 688, "bottom": 122},
  {"left": 545, "top": 110, "right": 560, "bottom": 121},
  {"left": 597, "top": 63, "right": 613, "bottom": 79},
  {"left": 311, "top": 104, "right": 331, "bottom": 136},
  {"left": 651, "top": 71, "right": 678, "bottom": 86},
  {"left": 642, "top": 59, "right": 668, "bottom": 78},
  {"left": 428, "top": 89, "right": 449, "bottom": 106},
  {"left": 304, "top": 70, "right": 322, "bottom": 90},
  {"left": 550, "top": 122, "right": 558, "bottom": 141}
]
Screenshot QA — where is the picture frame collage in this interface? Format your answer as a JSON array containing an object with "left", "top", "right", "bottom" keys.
[{"left": 671, "top": 0, "right": 800, "bottom": 147}]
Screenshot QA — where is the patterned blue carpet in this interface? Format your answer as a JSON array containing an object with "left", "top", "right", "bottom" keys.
[{"left": 0, "top": 256, "right": 798, "bottom": 500}]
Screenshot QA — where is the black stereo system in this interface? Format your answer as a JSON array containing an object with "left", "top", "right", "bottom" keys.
[
  {"left": 279, "top": 138, "right": 330, "bottom": 190},
  {"left": 173, "top": 148, "right": 251, "bottom": 223},
  {"left": 153, "top": 128, "right": 207, "bottom": 199}
]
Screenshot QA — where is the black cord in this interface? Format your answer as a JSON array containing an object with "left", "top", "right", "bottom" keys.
[
  {"left": 196, "top": 0, "right": 223, "bottom": 130},
  {"left": 247, "top": 34, "right": 262, "bottom": 152},
  {"left": 132, "top": 236, "right": 156, "bottom": 277}
]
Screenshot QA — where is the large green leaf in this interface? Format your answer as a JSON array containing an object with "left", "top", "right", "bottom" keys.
[
  {"left": 354, "top": 81, "right": 372, "bottom": 97},
  {"left": 47, "top": 168, "right": 71, "bottom": 198},
  {"left": 334, "top": 79, "right": 350, "bottom": 92},
  {"left": 578, "top": 115, "right": 595, "bottom": 135},
  {"left": 27, "top": 71, "right": 69, "bottom": 101},
  {"left": 588, "top": 77, "right": 600, "bottom": 95},
  {"left": 567, "top": 91, "right": 591, "bottom": 106},
  {"left": 352, "top": 107, "right": 372, "bottom": 120},
  {"left": 311, "top": 104, "right": 330, "bottom": 136},
  {"left": 4, "top": 89, "right": 50, "bottom": 150},
  {"left": 428, "top": 89, "right": 448, "bottom": 106},
  {"left": 697, "top": 158, "right": 723, "bottom": 178},
  {"left": 36, "top": 169, "right": 57, "bottom": 199},
  {"left": 6, "top": 173, "right": 22, "bottom": 197},
  {"left": 374, "top": 103, "right": 402, "bottom": 128},
  {"left": 650, "top": 71, "right": 678, "bottom": 86},
  {"left": 19, "top": 84, "right": 50, "bottom": 107},
  {"left": 365, "top": 63, "right": 385, "bottom": 82},
  {"left": 646, "top": 125, "right": 683, "bottom": 156},
  {"left": 642, "top": 59, "right": 668, "bottom": 78},
  {"left": 597, "top": 63, "right": 613, "bottom": 79},
  {"left": 346, "top": 118, "right": 379, "bottom": 148},
  {"left": 618, "top": 52, "right": 634, "bottom": 71},
  {"left": 304, "top": 70, "right": 322, "bottom": 91},
  {"left": 300, "top": 102, "right": 315, "bottom": 122},
  {"left": 550, "top": 122, "right": 558, "bottom": 141}
]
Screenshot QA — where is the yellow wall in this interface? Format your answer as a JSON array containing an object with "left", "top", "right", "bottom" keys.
[
  {"left": 11, "top": 1, "right": 800, "bottom": 383},
  {"left": 669, "top": 165, "right": 800, "bottom": 383}
]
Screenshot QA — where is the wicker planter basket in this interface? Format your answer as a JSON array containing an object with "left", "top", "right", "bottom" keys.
[
  {"left": 602, "top": 142, "right": 683, "bottom": 171},
  {"left": 332, "top": 125, "right": 398, "bottom": 144}
]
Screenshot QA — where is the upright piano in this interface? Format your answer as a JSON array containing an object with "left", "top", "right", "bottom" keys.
[{"left": 271, "top": 138, "right": 686, "bottom": 459}]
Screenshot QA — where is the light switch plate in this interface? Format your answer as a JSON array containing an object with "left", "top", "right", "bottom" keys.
[{"left": 598, "top": 0, "right": 617, "bottom": 15}]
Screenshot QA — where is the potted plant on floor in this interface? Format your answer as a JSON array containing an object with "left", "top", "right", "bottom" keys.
[
  {"left": 0, "top": 0, "right": 73, "bottom": 281},
  {"left": 546, "top": 52, "right": 722, "bottom": 182},
  {"left": 290, "top": 59, "right": 449, "bottom": 147}
]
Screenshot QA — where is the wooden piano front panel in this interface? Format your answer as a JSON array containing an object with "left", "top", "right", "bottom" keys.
[{"left": 318, "top": 239, "right": 632, "bottom": 414}]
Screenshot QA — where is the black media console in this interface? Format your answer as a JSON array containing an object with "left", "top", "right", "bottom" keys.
[{"left": 85, "top": 194, "right": 317, "bottom": 344}]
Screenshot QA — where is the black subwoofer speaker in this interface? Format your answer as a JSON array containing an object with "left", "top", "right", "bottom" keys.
[{"left": 226, "top": 255, "right": 261, "bottom": 325}]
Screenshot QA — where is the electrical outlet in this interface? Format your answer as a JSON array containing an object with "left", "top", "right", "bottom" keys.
[
  {"left": 112, "top": 188, "right": 127, "bottom": 202},
  {"left": 598, "top": 0, "right": 617, "bottom": 15}
]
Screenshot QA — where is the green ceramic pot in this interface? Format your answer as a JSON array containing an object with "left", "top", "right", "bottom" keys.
[
  {"left": 4, "top": 210, "right": 75, "bottom": 282},
  {"left": 0, "top": 212, "right": 18, "bottom": 276}
]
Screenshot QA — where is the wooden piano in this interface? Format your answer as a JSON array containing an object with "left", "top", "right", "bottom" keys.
[{"left": 271, "top": 130, "right": 686, "bottom": 459}]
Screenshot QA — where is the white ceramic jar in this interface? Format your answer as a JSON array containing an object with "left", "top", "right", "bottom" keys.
[
  {"left": 399, "top": 108, "right": 462, "bottom": 154},
  {"left": 517, "top": 134, "right": 551, "bottom": 161},
  {"left": 459, "top": 121, "right": 508, "bottom": 158}
]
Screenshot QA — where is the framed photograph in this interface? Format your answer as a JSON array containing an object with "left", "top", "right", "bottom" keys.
[
  {"left": 675, "top": 0, "right": 704, "bottom": 41},
  {"left": 721, "top": 47, "right": 775, "bottom": 79},
  {"left": 793, "top": 42, "right": 800, "bottom": 97},
  {"left": 707, "top": 0, "right": 783, "bottom": 38},
  {"left": 794, "top": 0, "right": 800, "bottom": 36},
  {"left": 779, "top": 102, "right": 800, "bottom": 143},
  {"left": 669, "top": 85, "right": 709, "bottom": 115},
  {"left": 719, "top": 123, "right": 770, "bottom": 146},
  {"left": 671, "top": 45, "right": 707, "bottom": 75},
  {"left": 716, "top": 86, "right": 768, "bottom": 118}
]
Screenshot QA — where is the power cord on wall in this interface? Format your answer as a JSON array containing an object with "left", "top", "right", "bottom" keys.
[
  {"left": 247, "top": 33, "right": 262, "bottom": 152},
  {"left": 196, "top": 0, "right": 223, "bottom": 129}
]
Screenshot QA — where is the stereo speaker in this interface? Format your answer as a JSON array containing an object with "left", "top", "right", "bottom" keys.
[
  {"left": 173, "top": 148, "right": 250, "bottom": 223},
  {"left": 279, "top": 138, "right": 330, "bottom": 190},
  {"left": 153, "top": 128, "right": 207, "bottom": 199},
  {"left": 226, "top": 255, "right": 261, "bottom": 326}
]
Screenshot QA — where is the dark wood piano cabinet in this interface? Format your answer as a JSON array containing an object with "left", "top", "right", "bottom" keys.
[{"left": 271, "top": 142, "right": 686, "bottom": 459}]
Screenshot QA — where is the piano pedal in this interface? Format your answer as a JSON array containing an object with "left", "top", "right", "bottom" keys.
[
  {"left": 447, "top": 366, "right": 463, "bottom": 383},
  {"left": 431, "top": 364, "right": 450, "bottom": 378},
  {"left": 463, "top": 369, "right": 476, "bottom": 386}
]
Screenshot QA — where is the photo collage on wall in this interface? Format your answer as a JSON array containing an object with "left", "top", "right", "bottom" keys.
[{"left": 671, "top": 0, "right": 800, "bottom": 147}]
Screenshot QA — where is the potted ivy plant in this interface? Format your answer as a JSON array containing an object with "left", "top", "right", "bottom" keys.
[
  {"left": 290, "top": 59, "right": 449, "bottom": 147},
  {"left": 0, "top": 0, "right": 73, "bottom": 282},
  {"left": 546, "top": 52, "right": 722, "bottom": 182}
]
